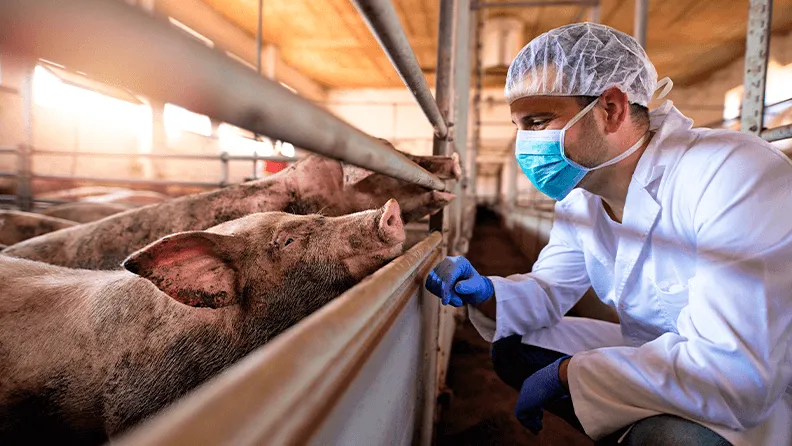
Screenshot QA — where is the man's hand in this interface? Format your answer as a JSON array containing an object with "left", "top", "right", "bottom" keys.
[
  {"left": 425, "top": 256, "right": 494, "bottom": 307},
  {"left": 515, "top": 355, "right": 572, "bottom": 434}
]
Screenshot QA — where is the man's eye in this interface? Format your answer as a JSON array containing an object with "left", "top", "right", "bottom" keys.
[{"left": 530, "top": 121, "right": 549, "bottom": 130}]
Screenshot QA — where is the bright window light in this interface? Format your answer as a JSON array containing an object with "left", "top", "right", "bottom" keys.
[
  {"left": 168, "top": 17, "right": 214, "bottom": 48},
  {"left": 280, "top": 82, "right": 297, "bottom": 94},
  {"left": 280, "top": 142, "right": 295, "bottom": 157},
  {"left": 218, "top": 123, "right": 274, "bottom": 155},
  {"left": 226, "top": 51, "right": 257, "bottom": 71},
  {"left": 164, "top": 103, "right": 213, "bottom": 138},
  {"left": 723, "top": 85, "right": 743, "bottom": 121},
  {"left": 33, "top": 65, "right": 149, "bottom": 123}
]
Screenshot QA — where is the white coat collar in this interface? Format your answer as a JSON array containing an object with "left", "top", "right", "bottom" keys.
[{"left": 612, "top": 101, "right": 695, "bottom": 301}]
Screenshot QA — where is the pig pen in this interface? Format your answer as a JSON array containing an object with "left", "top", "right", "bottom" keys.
[{"left": 0, "top": 0, "right": 473, "bottom": 444}]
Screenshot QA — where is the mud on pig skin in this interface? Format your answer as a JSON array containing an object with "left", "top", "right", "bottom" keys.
[
  {"left": 2, "top": 149, "right": 456, "bottom": 270},
  {"left": 40, "top": 202, "right": 133, "bottom": 223},
  {"left": 0, "top": 200, "right": 405, "bottom": 445},
  {"left": 0, "top": 210, "right": 78, "bottom": 246}
]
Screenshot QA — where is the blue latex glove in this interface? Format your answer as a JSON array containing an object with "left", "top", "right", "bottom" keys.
[
  {"left": 515, "top": 355, "right": 572, "bottom": 434},
  {"left": 424, "top": 256, "right": 494, "bottom": 307}
]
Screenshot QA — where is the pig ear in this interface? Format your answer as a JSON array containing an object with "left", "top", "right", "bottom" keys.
[
  {"left": 122, "top": 231, "right": 242, "bottom": 308},
  {"left": 342, "top": 163, "right": 376, "bottom": 186}
]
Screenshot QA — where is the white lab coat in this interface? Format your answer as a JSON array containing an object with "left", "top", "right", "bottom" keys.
[{"left": 470, "top": 101, "right": 792, "bottom": 445}]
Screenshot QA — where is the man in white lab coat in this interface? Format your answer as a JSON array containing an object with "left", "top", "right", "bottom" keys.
[{"left": 425, "top": 23, "right": 792, "bottom": 446}]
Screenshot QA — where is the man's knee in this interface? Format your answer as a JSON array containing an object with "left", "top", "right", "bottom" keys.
[
  {"left": 491, "top": 335, "right": 568, "bottom": 390},
  {"left": 491, "top": 335, "right": 525, "bottom": 389},
  {"left": 601, "top": 415, "right": 732, "bottom": 446}
]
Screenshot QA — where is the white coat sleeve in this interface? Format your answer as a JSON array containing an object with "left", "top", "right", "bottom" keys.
[
  {"left": 488, "top": 200, "right": 592, "bottom": 342},
  {"left": 567, "top": 144, "right": 792, "bottom": 438}
]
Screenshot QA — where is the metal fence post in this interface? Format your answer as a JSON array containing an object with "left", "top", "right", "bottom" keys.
[
  {"left": 634, "top": 0, "right": 648, "bottom": 48},
  {"left": 740, "top": 0, "right": 773, "bottom": 135},
  {"left": 17, "top": 66, "right": 34, "bottom": 211},
  {"left": 219, "top": 151, "right": 230, "bottom": 187},
  {"left": 452, "top": 0, "right": 472, "bottom": 256}
]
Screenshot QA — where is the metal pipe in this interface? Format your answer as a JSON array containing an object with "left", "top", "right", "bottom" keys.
[
  {"left": 32, "top": 174, "right": 222, "bottom": 188},
  {"left": 634, "top": 0, "right": 648, "bottom": 48},
  {"left": 761, "top": 123, "right": 792, "bottom": 142},
  {"left": 256, "top": 0, "right": 263, "bottom": 75},
  {"left": 17, "top": 67, "right": 34, "bottom": 212},
  {"left": 0, "top": 0, "right": 445, "bottom": 191},
  {"left": 452, "top": 0, "right": 472, "bottom": 255},
  {"left": 429, "top": 0, "right": 457, "bottom": 233},
  {"left": 473, "top": 0, "right": 598, "bottom": 9},
  {"left": 740, "top": 0, "right": 773, "bottom": 135},
  {"left": 31, "top": 149, "right": 295, "bottom": 163},
  {"left": 589, "top": 0, "right": 601, "bottom": 23},
  {"left": 350, "top": 0, "right": 449, "bottom": 139}
]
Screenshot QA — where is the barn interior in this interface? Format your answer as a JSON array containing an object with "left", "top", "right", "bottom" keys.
[{"left": 1, "top": 0, "right": 791, "bottom": 444}]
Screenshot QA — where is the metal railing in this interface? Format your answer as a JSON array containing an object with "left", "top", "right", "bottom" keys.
[
  {"left": 0, "top": 0, "right": 445, "bottom": 192},
  {"left": 739, "top": 0, "right": 792, "bottom": 144}
]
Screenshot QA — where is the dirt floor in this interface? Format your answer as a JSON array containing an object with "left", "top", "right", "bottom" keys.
[{"left": 435, "top": 207, "right": 593, "bottom": 446}]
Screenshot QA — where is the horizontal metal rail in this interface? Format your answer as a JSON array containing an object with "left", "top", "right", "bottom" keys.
[
  {"left": 761, "top": 123, "right": 792, "bottom": 142},
  {"left": 31, "top": 149, "right": 296, "bottom": 163},
  {"left": 350, "top": 0, "right": 449, "bottom": 139},
  {"left": 472, "top": 0, "right": 598, "bottom": 9},
  {"left": 0, "top": 0, "right": 445, "bottom": 191},
  {"left": 32, "top": 174, "right": 222, "bottom": 189},
  {"left": 114, "top": 232, "right": 443, "bottom": 446},
  {"left": 0, "top": 147, "right": 18, "bottom": 154}
]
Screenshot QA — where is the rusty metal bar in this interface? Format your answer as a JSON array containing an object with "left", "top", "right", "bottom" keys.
[
  {"left": 0, "top": 0, "right": 446, "bottom": 191},
  {"left": 350, "top": 0, "right": 450, "bottom": 139},
  {"left": 113, "top": 233, "right": 443, "bottom": 446},
  {"left": 761, "top": 123, "right": 792, "bottom": 142},
  {"left": 740, "top": 0, "right": 773, "bottom": 135}
]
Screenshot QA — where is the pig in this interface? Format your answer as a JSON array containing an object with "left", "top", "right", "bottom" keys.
[
  {"left": 0, "top": 210, "right": 78, "bottom": 246},
  {"left": 81, "top": 190, "right": 170, "bottom": 206},
  {"left": 39, "top": 202, "right": 133, "bottom": 223},
  {"left": 0, "top": 200, "right": 406, "bottom": 445},
  {"left": 37, "top": 186, "right": 133, "bottom": 201},
  {"left": 2, "top": 151, "right": 457, "bottom": 270}
]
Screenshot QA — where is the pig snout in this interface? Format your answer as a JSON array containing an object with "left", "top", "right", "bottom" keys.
[{"left": 378, "top": 199, "right": 406, "bottom": 245}]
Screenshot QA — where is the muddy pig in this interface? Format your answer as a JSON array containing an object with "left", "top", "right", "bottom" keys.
[
  {"left": 0, "top": 210, "right": 78, "bottom": 246},
  {"left": 3, "top": 150, "right": 456, "bottom": 270},
  {"left": 81, "top": 190, "right": 170, "bottom": 206},
  {"left": 40, "top": 202, "right": 133, "bottom": 223},
  {"left": 0, "top": 199, "right": 406, "bottom": 445}
]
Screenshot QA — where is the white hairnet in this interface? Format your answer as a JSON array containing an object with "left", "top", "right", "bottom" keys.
[{"left": 505, "top": 22, "right": 666, "bottom": 106}]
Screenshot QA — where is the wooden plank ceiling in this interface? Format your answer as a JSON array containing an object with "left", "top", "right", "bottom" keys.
[{"left": 202, "top": 0, "right": 792, "bottom": 90}]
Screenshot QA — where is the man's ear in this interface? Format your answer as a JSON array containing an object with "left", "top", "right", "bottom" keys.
[
  {"left": 600, "top": 87, "right": 631, "bottom": 134},
  {"left": 123, "top": 231, "right": 243, "bottom": 308}
]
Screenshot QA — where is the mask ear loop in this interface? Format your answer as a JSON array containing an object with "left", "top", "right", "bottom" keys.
[{"left": 651, "top": 77, "right": 674, "bottom": 103}]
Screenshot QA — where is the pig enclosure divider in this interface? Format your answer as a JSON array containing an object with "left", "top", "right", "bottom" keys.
[
  {"left": 0, "top": 0, "right": 446, "bottom": 194},
  {"left": 114, "top": 233, "right": 444, "bottom": 446}
]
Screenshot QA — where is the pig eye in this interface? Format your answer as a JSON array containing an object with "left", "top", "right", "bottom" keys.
[{"left": 284, "top": 238, "right": 295, "bottom": 247}]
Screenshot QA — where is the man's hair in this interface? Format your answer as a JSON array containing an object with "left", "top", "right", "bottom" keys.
[{"left": 574, "top": 96, "right": 649, "bottom": 128}]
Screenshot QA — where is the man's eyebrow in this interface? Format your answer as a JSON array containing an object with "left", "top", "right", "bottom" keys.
[{"left": 512, "top": 112, "right": 555, "bottom": 125}]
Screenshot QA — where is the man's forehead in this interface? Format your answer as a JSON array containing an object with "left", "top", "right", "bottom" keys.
[{"left": 509, "top": 95, "right": 579, "bottom": 117}]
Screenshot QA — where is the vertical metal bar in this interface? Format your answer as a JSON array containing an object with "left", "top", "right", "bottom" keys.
[
  {"left": 256, "top": 0, "right": 263, "bottom": 75},
  {"left": 17, "top": 67, "right": 34, "bottom": 211},
  {"left": 429, "top": 0, "right": 456, "bottom": 233},
  {"left": 634, "top": 0, "right": 648, "bottom": 48},
  {"left": 468, "top": 5, "right": 484, "bottom": 240},
  {"left": 589, "top": 0, "right": 601, "bottom": 23},
  {"left": 741, "top": 0, "right": 773, "bottom": 135},
  {"left": 452, "top": 0, "right": 472, "bottom": 256},
  {"left": 220, "top": 151, "right": 229, "bottom": 187}
]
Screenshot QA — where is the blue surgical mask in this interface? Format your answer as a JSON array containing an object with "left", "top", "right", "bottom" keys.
[{"left": 515, "top": 98, "right": 648, "bottom": 201}]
